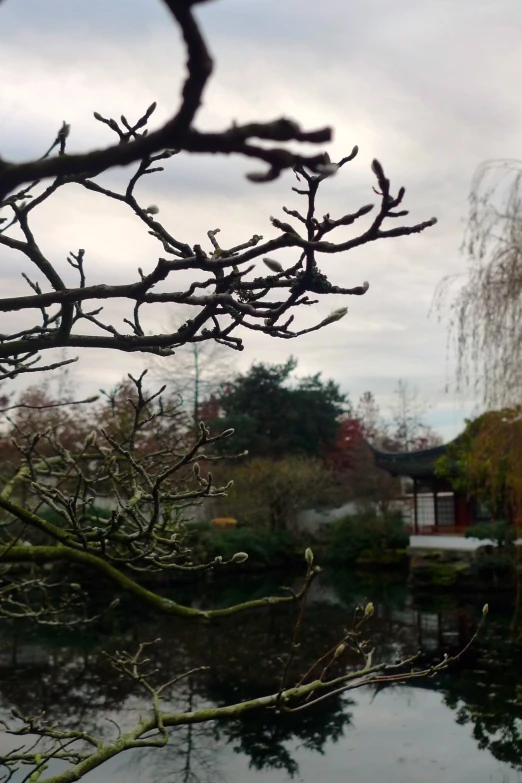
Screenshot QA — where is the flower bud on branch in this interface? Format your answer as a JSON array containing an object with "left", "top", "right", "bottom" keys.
[
  {"left": 319, "top": 307, "right": 348, "bottom": 327},
  {"left": 263, "top": 257, "right": 285, "bottom": 274}
]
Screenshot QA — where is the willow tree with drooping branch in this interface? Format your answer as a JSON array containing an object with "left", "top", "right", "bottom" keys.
[
  {"left": 437, "top": 159, "right": 522, "bottom": 597},
  {"left": 442, "top": 159, "right": 522, "bottom": 409}
]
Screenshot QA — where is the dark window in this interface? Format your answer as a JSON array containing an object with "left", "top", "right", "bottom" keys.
[
  {"left": 436, "top": 493, "right": 455, "bottom": 527},
  {"left": 416, "top": 494, "right": 435, "bottom": 527}
]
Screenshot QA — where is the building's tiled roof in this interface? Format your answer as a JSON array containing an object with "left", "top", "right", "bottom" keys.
[{"left": 369, "top": 442, "right": 452, "bottom": 479}]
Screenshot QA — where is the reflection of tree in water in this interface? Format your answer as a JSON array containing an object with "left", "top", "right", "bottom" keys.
[
  {"left": 211, "top": 686, "right": 352, "bottom": 777},
  {"left": 0, "top": 591, "right": 359, "bottom": 779},
  {"left": 434, "top": 618, "right": 522, "bottom": 771},
  {"left": 0, "top": 628, "right": 134, "bottom": 738},
  {"left": 359, "top": 587, "right": 522, "bottom": 775},
  {"left": 0, "top": 573, "right": 518, "bottom": 780},
  {"left": 128, "top": 680, "right": 226, "bottom": 783},
  {"left": 178, "top": 601, "right": 356, "bottom": 777}
]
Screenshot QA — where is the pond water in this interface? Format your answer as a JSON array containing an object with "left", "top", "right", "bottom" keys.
[{"left": 0, "top": 569, "right": 521, "bottom": 783}]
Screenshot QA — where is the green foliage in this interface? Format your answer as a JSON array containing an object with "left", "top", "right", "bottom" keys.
[
  {"left": 185, "top": 519, "right": 213, "bottom": 533},
  {"left": 325, "top": 512, "right": 409, "bottom": 565},
  {"left": 434, "top": 451, "right": 464, "bottom": 490},
  {"left": 218, "top": 455, "right": 331, "bottom": 532},
  {"left": 210, "top": 357, "right": 346, "bottom": 458},
  {"left": 465, "top": 521, "right": 511, "bottom": 547},
  {"left": 409, "top": 558, "right": 472, "bottom": 588},
  {"left": 435, "top": 409, "right": 522, "bottom": 522},
  {"left": 193, "top": 527, "right": 299, "bottom": 569},
  {"left": 474, "top": 550, "right": 514, "bottom": 577}
]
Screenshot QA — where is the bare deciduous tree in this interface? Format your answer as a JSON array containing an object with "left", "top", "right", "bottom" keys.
[
  {"left": 150, "top": 322, "right": 235, "bottom": 432},
  {"left": 356, "top": 390, "right": 387, "bottom": 446},
  {"left": 0, "top": 1, "right": 447, "bottom": 780},
  {"left": 390, "top": 379, "right": 442, "bottom": 452}
]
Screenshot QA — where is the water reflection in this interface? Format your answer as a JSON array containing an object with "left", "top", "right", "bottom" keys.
[
  {"left": 0, "top": 571, "right": 520, "bottom": 782},
  {"left": 437, "top": 625, "right": 522, "bottom": 769}
]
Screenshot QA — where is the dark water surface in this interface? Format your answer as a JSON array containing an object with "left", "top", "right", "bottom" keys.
[{"left": 1, "top": 570, "right": 521, "bottom": 783}]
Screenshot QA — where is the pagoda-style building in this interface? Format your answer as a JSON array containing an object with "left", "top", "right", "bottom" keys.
[{"left": 370, "top": 442, "right": 475, "bottom": 534}]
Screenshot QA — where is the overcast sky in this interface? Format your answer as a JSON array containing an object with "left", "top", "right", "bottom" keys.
[{"left": 2, "top": 0, "right": 522, "bottom": 439}]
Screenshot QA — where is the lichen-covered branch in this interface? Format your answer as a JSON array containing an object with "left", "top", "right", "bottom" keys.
[
  {"left": 0, "top": 605, "right": 488, "bottom": 783},
  {"left": 0, "top": 541, "right": 319, "bottom": 621}
]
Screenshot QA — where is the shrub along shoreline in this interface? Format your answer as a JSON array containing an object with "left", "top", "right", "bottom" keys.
[{"left": 189, "top": 512, "right": 410, "bottom": 573}]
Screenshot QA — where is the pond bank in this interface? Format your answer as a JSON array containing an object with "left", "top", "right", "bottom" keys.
[{"left": 408, "top": 538, "right": 517, "bottom": 590}]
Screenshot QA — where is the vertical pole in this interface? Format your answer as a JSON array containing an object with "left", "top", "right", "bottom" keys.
[{"left": 413, "top": 478, "right": 418, "bottom": 534}]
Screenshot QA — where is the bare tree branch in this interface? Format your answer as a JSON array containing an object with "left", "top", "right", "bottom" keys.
[
  {"left": 0, "top": 110, "right": 435, "bottom": 381},
  {"left": 0, "top": 1, "right": 332, "bottom": 200},
  {"left": 0, "top": 606, "right": 488, "bottom": 783},
  {"left": 0, "top": 5, "right": 445, "bottom": 780}
]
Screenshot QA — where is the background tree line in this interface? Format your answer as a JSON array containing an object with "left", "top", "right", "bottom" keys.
[
  {"left": 151, "top": 353, "right": 443, "bottom": 532},
  {"left": 0, "top": 357, "right": 443, "bottom": 538}
]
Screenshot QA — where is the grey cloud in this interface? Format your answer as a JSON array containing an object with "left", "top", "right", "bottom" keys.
[
  {"left": 2, "top": 0, "right": 521, "bottom": 440},
  {"left": 0, "top": 0, "right": 170, "bottom": 39}
]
